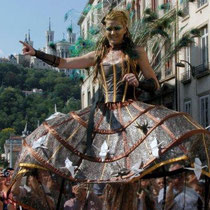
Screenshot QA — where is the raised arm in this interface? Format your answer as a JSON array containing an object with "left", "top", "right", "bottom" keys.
[
  {"left": 136, "top": 47, "right": 160, "bottom": 89},
  {"left": 58, "top": 51, "right": 96, "bottom": 69},
  {"left": 19, "top": 41, "right": 96, "bottom": 69}
]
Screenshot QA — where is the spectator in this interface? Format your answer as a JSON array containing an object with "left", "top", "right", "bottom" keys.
[
  {"left": 158, "top": 164, "right": 202, "bottom": 210},
  {"left": 137, "top": 179, "right": 155, "bottom": 210},
  {"left": 155, "top": 177, "right": 164, "bottom": 192},
  {"left": 64, "top": 184, "right": 102, "bottom": 210},
  {"left": 0, "top": 168, "right": 16, "bottom": 210}
]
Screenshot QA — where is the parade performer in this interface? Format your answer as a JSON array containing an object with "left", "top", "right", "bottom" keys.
[{"left": 9, "top": 10, "right": 209, "bottom": 210}]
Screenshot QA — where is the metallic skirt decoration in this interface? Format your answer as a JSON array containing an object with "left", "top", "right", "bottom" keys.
[{"left": 9, "top": 100, "right": 210, "bottom": 209}]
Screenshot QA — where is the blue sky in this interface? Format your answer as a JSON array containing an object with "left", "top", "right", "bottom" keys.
[{"left": 0, "top": 0, "right": 87, "bottom": 57}]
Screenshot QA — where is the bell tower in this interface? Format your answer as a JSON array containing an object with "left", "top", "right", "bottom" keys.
[
  {"left": 46, "top": 17, "right": 54, "bottom": 46},
  {"left": 24, "top": 29, "right": 33, "bottom": 47},
  {"left": 67, "top": 20, "right": 76, "bottom": 44}
]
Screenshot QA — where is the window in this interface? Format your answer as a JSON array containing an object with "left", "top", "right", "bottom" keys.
[
  {"left": 135, "top": 0, "right": 141, "bottom": 19},
  {"left": 87, "top": 19, "right": 90, "bottom": 38},
  {"left": 184, "top": 46, "right": 191, "bottom": 78},
  {"left": 165, "top": 39, "right": 172, "bottom": 77},
  {"left": 81, "top": 27, "right": 85, "bottom": 38},
  {"left": 82, "top": 92, "right": 85, "bottom": 108},
  {"left": 92, "top": 86, "right": 95, "bottom": 103},
  {"left": 200, "top": 26, "right": 208, "bottom": 66},
  {"left": 61, "top": 49, "right": 64, "bottom": 58},
  {"left": 183, "top": 0, "right": 189, "bottom": 16},
  {"left": 88, "top": 90, "right": 91, "bottom": 106},
  {"left": 165, "top": 58, "right": 172, "bottom": 77},
  {"left": 199, "top": 95, "right": 209, "bottom": 128},
  {"left": 151, "top": 0, "right": 158, "bottom": 12},
  {"left": 184, "top": 101, "right": 191, "bottom": 115},
  {"left": 198, "top": 0, "right": 208, "bottom": 8}
]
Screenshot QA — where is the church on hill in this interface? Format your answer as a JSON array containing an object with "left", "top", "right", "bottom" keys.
[{"left": 15, "top": 18, "right": 77, "bottom": 76}]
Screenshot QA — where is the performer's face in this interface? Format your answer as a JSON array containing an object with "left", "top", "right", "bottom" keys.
[{"left": 105, "top": 19, "right": 127, "bottom": 46}]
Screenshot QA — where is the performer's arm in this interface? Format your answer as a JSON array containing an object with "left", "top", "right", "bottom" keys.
[
  {"left": 58, "top": 51, "right": 96, "bottom": 69},
  {"left": 136, "top": 47, "right": 160, "bottom": 91},
  {"left": 19, "top": 41, "right": 96, "bottom": 69}
]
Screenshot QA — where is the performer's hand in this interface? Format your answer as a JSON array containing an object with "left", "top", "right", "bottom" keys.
[
  {"left": 122, "top": 73, "right": 139, "bottom": 87},
  {"left": 19, "top": 41, "right": 35, "bottom": 56}
]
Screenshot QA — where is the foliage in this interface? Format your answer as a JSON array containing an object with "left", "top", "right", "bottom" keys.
[
  {"left": 0, "top": 128, "right": 15, "bottom": 153},
  {"left": 49, "top": 42, "right": 56, "bottom": 50},
  {"left": 0, "top": 63, "right": 81, "bottom": 138},
  {"left": 69, "top": 37, "right": 96, "bottom": 57}
]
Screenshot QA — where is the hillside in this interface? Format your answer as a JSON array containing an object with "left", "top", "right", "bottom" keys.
[{"left": 0, "top": 63, "right": 81, "bottom": 148}]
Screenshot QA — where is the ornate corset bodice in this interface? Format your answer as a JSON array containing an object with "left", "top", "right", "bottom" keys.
[{"left": 100, "top": 61, "right": 137, "bottom": 103}]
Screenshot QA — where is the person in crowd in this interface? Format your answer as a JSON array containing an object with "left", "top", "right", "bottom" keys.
[
  {"left": 137, "top": 179, "right": 156, "bottom": 210},
  {"left": 64, "top": 183, "right": 102, "bottom": 210},
  {"left": 158, "top": 164, "right": 203, "bottom": 210},
  {"left": 0, "top": 168, "right": 16, "bottom": 210}
]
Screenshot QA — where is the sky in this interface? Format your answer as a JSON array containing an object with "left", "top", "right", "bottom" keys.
[{"left": 0, "top": 0, "right": 87, "bottom": 57}]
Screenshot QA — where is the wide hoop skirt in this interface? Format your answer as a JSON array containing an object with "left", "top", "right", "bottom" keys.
[{"left": 10, "top": 100, "right": 210, "bottom": 209}]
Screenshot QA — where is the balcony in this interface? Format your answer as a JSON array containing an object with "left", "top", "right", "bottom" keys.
[
  {"left": 194, "top": 62, "right": 210, "bottom": 78},
  {"left": 181, "top": 71, "right": 191, "bottom": 84},
  {"left": 198, "top": 0, "right": 208, "bottom": 8},
  {"left": 5, "top": 139, "right": 22, "bottom": 145}
]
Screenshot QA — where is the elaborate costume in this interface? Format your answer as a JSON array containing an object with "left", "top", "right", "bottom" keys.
[
  {"left": 9, "top": 54, "right": 210, "bottom": 209},
  {"left": 12, "top": 9, "right": 210, "bottom": 210}
]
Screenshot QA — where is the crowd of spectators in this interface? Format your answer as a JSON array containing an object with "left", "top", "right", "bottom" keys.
[
  {"left": 137, "top": 164, "right": 208, "bottom": 210},
  {"left": 0, "top": 164, "right": 209, "bottom": 210},
  {"left": 0, "top": 167, "right": 15, "bottom": 210}
]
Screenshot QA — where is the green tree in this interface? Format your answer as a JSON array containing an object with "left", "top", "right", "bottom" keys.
[
  {"left": 0, "top": 128, "right": 15, "bottom": 154},
  {"left": 0, "top": 63, "right": 81, "bottom": 137}
]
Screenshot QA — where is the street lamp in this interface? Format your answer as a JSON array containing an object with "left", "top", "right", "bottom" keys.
[{"left": 176, "top": 60, "right": 195, "bottom": 77}]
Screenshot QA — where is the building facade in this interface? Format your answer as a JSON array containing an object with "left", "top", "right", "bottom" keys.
[
  {"left": 4, "top": 136, "right": 23, "bottom": 168},
  {"left": 178, "top": 0, "right": 210, "bottom": 129}
]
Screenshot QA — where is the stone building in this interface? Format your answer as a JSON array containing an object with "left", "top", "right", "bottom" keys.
[
  {"left": 13, "top": 19, "right": 77, "bottom": 76},
  {"left": 4, "top": 123, "right": 30, "bottom": 168},
  {"left": 4, "top": 136, "right": 23, "bottom": 168},
  {"left": 177, "top": 0, "right": 210, "bottom": 129}
]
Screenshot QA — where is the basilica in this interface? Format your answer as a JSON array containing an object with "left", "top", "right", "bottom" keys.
[{"left": 7, "top": 19, "right": 76, "bottom": 76}]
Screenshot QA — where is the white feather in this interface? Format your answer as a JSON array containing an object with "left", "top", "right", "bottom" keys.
[
  {"left": 99, "top": 141, "right": 109, "bottom": 162},
  {"left": 131, "top": 160, "right": 144, "bottom": 175},
  {"left": 150, "top": 138, "right": 163, "bottom": 158},
  {"left": 65, "top": 158, "right": 77, "bottom": 178},
  {"left": 185, "top": 158, "right": 207, "bottom": 180},
  {"left": 32, "top": 135, "right": 48, "bottom": 149},
  {"left": 46, "top": 112, "right": 65, "bottom": 121}
]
